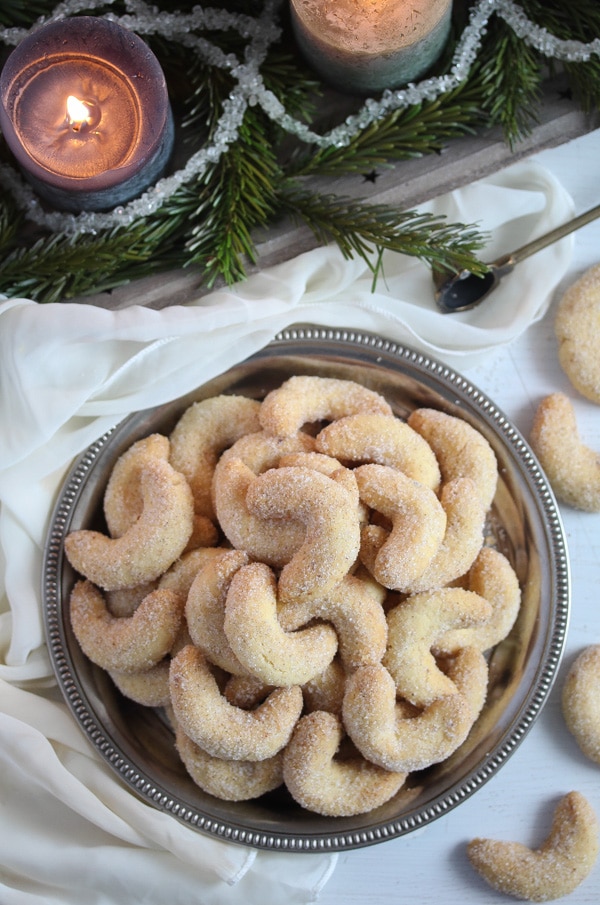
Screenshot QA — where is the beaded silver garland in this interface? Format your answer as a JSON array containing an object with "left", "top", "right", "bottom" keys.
[{"left": 1, "top": 0, "right": 599, "bottom": 236}]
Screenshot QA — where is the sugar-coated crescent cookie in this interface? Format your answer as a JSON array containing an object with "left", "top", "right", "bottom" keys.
[
  {"left": 283, "top": 711, "right": 407, "bottom": 817},
  {"left": 353, "top": 463, "right": 446, "bottom": 592},
  {"left": 169, "top": 394, "right": 262, "bottom": 519},
  {"left": 175, "top": 724, "right": 284, "bottom": 801},
  {"left": 70, "top": 580, "right": 185, "bottom": 673},
  {"left": 224, "top": 562, "right": 339, "bottom": 685},
  {"left": 407, "top": 408, "right": 498, "bottom": 509},
  {"left": 403, "top": 477, "right": 486, "bottom": 594},
  {"left": 103, "top": 433, "right": 170, "bottom": 537},
  {"left": 246, "top": 466, "right": 361, "bottom": 604},
  {"left": 65, "top": 458, "right": 194, "bottom": 590},
  {"left": 158, "top": 548, "right": 225, "bottom": 597},
  {"left": 316, "top": 413, "right": 441, "bottom": 490},
  {"left": 467, "top": 791, "right": 599, "bottom": 902},
  {"left": 342, "top": 663, "right": 474, "bottom": 773},
  {"left": 277, "top": 451, "right": 366, "bottom": 518},
  {"left": 443, "top": 646, "right": 489, "bottom": 722},
  {"left": 169, "top": 645, "right": 303, "bottom": 761},
  {"left": 278, "top": 572, "right": 388, "bottom": 671},
  {"left": 185, "top": 548, "right": 251, "bottom": 676},
  {"left": 213, "top": 431, "right": 314, "bottom": 566},
  {"left": 562, "top": 645, "right": 600, "bottom": 764},
  {"left": 259, "top": 375, "right": 393, "bottom": 437},
  {"left": 109, "top": 661, "right": 171, "bottom": 707},
  {"left": 435, "top": 547, "right": 521, "bottom": 654},
  {"left": 530, "top": 392, "right": 600, "bottom": 512},
  {"left": 555, "top": 263, "right": 600, "bottom": 403},
  {"left": 383, "top": 588, "right": 491, "bottom": 707}
]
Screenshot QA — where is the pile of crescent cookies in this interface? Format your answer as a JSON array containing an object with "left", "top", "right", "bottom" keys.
[
  {"left": 61, "top": 264, "right": 600, "bottom": 901},
  {"left": 65, "top": 372, "right": 522, "bottom": 817}
]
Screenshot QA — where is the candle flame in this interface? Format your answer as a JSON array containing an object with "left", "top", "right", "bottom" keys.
[{"left": 66, "top": 95, "right": 93, "bottom": 132}]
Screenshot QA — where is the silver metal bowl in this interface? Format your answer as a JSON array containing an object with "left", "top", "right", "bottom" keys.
[{"left": 42, "top": 326, "right": 569, "bottom": 852}]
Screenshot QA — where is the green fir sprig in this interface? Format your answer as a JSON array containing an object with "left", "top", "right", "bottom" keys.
[{"left": 0, "top": 0, "right": 599, "bottom": 303}]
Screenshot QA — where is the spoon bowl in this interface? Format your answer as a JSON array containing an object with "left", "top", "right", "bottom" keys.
[{"left": 433, "top": 202, "right": 600, "bottom": 314}]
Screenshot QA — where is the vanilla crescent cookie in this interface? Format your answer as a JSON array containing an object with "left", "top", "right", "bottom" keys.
[
  {"left": 342, "top": 663, "right": 474, "bottom": 773},
  {"left": 70, "top": 580, "right": 185, "bottom": 673},
  {"left": 555, "top": 263, "right": 600, "bottom": 403},
  {"left": 283, "top": 711, "right": 407, "bottom": 817},
  {"left": 169, "top": 394, "right": 262, "bottom": 519},
  {"left": 353, "top": 463, "right": 446, "bottom": 592},
  {"left": 185, "top": 548, "right": 251, "bottom": 676},
  {"left": 65, "top": 458, "right": 194, "bottom": 590},
  {"left": 158, "top": 547, "right": 225, "bottom": 597},
  {"left": 436, "top": 547, "right": 521, "bottom": 654},
  {"left": 245, "top": 466, "right": 361, "bottom": 604},
  {"left": 224, "top": 562, "right": 339, "bottom": 685},
  {"left": 169, "top": 645, "right": 303, "bottom": 761},
  {"left": 109, "top": 661, "right": 171, "bottom": 708},
  {"left": 383, "top": 588, "right": 491, "bottom": 707},
  {"left": 277, "top": 451, "right": 365, "bottom": 516},
  {"left": 175, "top": 724, "right": 284, "bottom": 801},
  {"left": 530, "top": 392, "right": 600, "bottom": 512},
  {"left": 467, "top": 791, "right": 599, "bottom": 902},
  {"left": 278, "top": 572, "right": 388, "bottom": 671},
  {"left": 315, "top": 413, "right": 441, "bottom": 490},
  {"left": 259, "top": 375, "right": 393, "bottom": 437},
  {"left": 408, "top": 407, "right": 498, "bottom": 509},
  {"left": 212, "top": 431, "right": 314, "bottom": 566},
  {"left": 443, "top": 646, "right": 489, "bottom": 722},
  {"left": 103, "top": 433, "right": 171, "bottom": 538},
  {"left": 403, "top": 477, "right": 486, "bottom": 594},
  {"left": 562, "top": 645, "right": 600, "bottom": 764}
]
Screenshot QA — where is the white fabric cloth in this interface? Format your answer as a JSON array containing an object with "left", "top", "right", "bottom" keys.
[{"left": 0, "top": 159, "right": 573, "bottom": 905}]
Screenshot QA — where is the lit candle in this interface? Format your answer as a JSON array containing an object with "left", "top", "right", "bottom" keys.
[
  {"left": 290, "top": 0, "right": 452, "bottom": 95},
  {"left": 0, "top": 17, "right": 174, "bottom": 213}
]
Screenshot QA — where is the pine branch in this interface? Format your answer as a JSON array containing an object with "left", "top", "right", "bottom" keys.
[
  {"left": 477, "top": 15, "right": 544, "bottom": 147},
  {"left": 1, "top": 0, "right": 598, "bottom": 301},
  {"left": 183, "top": 112, "right": 283, "bottom": 286},
  {"left": 287, "top": 78, "right": 487, "bottom": 178},
  {"left": 0, "top": 220, "right": 181, "bottom": 303},
  {"left": 278, "top": 184, "right": 489, "bottom": 278}
]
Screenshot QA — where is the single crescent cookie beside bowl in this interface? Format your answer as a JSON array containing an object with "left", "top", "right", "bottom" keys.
[{"left": 555, "top": 263, "right": 600, "bottom": 404}]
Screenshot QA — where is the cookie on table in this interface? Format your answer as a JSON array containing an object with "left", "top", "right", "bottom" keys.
[
  {"left": 555, "top": 263, "right": 600, "bottom": 404},
  {"left": 530, "top": 392, "right": 600, "bottom": 512}
]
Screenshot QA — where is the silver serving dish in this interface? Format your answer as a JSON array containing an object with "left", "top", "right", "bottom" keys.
[{"left": 43, "top": 326, "right": 569, "bottom": 852}]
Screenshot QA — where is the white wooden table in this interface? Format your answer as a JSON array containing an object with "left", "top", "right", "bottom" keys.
[{"left": 317, "top": 128, "right": 600, "bottom": 905}]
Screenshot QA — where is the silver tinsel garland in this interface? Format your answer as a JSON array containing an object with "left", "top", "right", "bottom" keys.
[{"left": 0, "top": 0, "right": 599, "bottom": 236}]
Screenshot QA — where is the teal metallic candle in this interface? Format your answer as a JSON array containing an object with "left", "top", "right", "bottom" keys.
[
  {"left": 0, "top": 17, "right": 174, "bottom": 213},
  {"left": 290, "top": 0, "right": 452, "bottom": 95}
]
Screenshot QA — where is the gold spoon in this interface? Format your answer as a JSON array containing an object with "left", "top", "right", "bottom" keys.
[{"left": 433, "top": 201, "right": 600, "bottom": 314}]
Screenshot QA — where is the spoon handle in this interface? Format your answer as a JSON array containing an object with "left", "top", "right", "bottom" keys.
[{"left": 507, "top": 202, "right": 600, "bottom": 266}]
